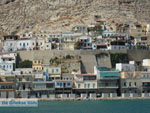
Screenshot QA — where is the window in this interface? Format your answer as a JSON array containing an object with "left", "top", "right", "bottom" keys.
[
  {"left": 52, "top": 69, "right": 54, "bottom": 73},
  {"left": 84, "top": 84, "right": 87, "bottom": 88},
  {"left": 71, "top": 37, "right": 73, "bottom": 41},
  {"left": 78, "top": 84, "right": 80, "bottom": 88},
  {"left": 26, "top": 77, "right": 30, "bottom": 81},
  {"left": 134, "top": 82, "right": 136, "bottom": 86},
  {"left": 124, "top": 82, "right": 126, "bottom": 87},
  {"left": 27, "top": 43, "right": 29, "bottom": 46},
  {"left": 10, "top": 43, "right": 13, "bottom": 46},
  {"left": 93, "top": 83, "right": 95, "bottom": 88},
  {"left": 60, "top": 83, "right": 62, "bottom": 87},
  {"left": 88, "top": 84, "right": 90, "bottom": 88},
  {"left": 40, "top": 42, "right": 43, "bottom": 45},
  {"left": 67, "top": 82, "right": 71, "bottom": 86},
  {"left": 19, "top": 78, "right": 22, "bottom": 81},
  {"left": 32, "top": 43, "right": 34, "bottom": 45},
  {"left": 20, "top": 43, "right": 22, "bottom": 46},
  {"left": 56, "top": 82, "right": 60, "bottom": 86},
  {"left": 21, "top": 71, "right": 23, "bottom": 74},
  {"left": 129, "top": 82, "right": 132, "bottom": 87},
  {"left": 56, "top": 69, "right": 59, "bottom": 72}
]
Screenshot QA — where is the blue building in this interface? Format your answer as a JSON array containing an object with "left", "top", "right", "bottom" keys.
[{"left": 94, "top": 66, "right": 121, "bottom": 97}]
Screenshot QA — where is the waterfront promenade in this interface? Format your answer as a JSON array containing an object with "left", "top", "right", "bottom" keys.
[{"left": 38, "top": 97, "right": 150, "bottom": 101}]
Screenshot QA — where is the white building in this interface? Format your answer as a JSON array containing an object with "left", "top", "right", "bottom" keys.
[
  {"left": 142, "top": 59, "right": 150, "bottom": 71},
  {"left": 0, "top": 53, "right": 17, "bottom": 72},
  {"left": 76, "top": 36, "right": 93, "bottom": 49},
  {"left": 3, "top": 37, "right": 46, "bottom": 52},
  {"left": 142, "top": 59, "right": 150, "bottom": 67},
  {"left": 116, "top": 63, "right": 135, "bottom": 72},
  {"left": 45, "top": 42, "right": 52, "bottom": 50},
  {"left": 17, "top": 39, "right": 31, "bottom": 51},
  {"left": 3, "top": 40, "right": 17, "bottom": 52},
  {"left": 92, "top": 39, "right": 108, "bottom": 50},
  {"left": 15, "top": 68, "right": 33, "bottom": 75},
  {"left": 102, "top": 29, "right": 116, "bottom": 37},
  {"left": 107, "top": 41, "right": 128, "bottom": 50}
]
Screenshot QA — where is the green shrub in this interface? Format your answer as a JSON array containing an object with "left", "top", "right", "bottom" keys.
[
  {"left": 111, "top": 53, "right": 129, "bottom": 68},
  {"left": 18, "top": 60, "right": 32, "bottom": 68}
]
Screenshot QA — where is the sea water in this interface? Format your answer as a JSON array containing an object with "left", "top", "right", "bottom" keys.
[{"left": 0, "top": 100, "right": 149, "bottom": 113}]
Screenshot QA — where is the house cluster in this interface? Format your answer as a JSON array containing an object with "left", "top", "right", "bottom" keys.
[
  {"left": 0, "top": 52, "right": 150, "bottom": 99},
  {"left": 1, "top": 21, "right": 150, "bottom": 52}
]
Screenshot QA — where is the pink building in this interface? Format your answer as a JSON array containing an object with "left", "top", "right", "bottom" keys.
[{"left": 30, "top": 37, "right": 45, "bottom": 50}]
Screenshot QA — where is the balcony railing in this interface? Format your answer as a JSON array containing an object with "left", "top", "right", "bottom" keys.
[
  {"left": 99, "top": 83, "right": 119, "bottom": 88},
  {"left": 100, "top": 77, "right": 119, "bottom": 80}
]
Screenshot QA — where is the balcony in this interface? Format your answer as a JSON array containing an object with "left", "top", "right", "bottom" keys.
[
  {"left": 32, "top": 88, "right": 55, "bottom": 91},
  {"left": 99, "top": 83, "right": 119, "bottom": 88},
  {"left": 0, "top": 83, "right": 15, "bottom": 91},
  {"left": 16, "top": 88, "right": 31, "bottom": 91},
  {"left": 142, "top": 82, "right": 150, "bottom": 88},
  {"left": 100, "top": 77, "right": 119, "bottom": 80}
]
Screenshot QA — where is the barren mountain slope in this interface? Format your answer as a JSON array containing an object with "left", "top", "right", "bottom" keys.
[{"left": 0, "top": 0, "right": 150, "bottom": 35}]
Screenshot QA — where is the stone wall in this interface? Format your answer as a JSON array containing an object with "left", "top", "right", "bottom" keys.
[
  {"left": 17, "top": 49, "right": 150, "bottom": 73},
  {"left": 17, "top": 50, "right": 112, "bottom": 73}
]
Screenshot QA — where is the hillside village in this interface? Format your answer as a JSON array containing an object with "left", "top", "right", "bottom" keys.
[
  {"left": 1, "top": 20, "right": 150, "bottom": 52},
  {"left": 0, "top": 20, "right": 150, "bottom": 99}
]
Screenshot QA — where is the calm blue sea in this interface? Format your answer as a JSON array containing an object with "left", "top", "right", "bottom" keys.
[{"left": 0, "top": 100, "right": 149, "bottom": 113}]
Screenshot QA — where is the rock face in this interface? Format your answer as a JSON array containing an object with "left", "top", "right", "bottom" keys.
[
  {"left": 0, "top": 0, "right": 15, "bottom": 5},
  {"left": 0, "top": 0, "right": 150, "bottom": 35}
]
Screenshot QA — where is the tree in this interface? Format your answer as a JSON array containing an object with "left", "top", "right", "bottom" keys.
[
  {"left": 18, "top": 60, "right": 32, "bottom": 68},
  {"left": 110, "top": 53, "right": 129, "bottom": 68}
]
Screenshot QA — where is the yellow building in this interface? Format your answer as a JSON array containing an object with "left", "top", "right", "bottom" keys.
[
  {"left": 43, "top": 65, "right": 61, "bottom": 80},
  {"left": 74, "top": 74, "right": 97, "bottom": 89},
  {"left": 120, "top": 71, "right": 141, "bottom": 79},
  {"left": 129, "top": 24, "right": 148, "bottom": 45},
  {"left": 32, "top": 59, "right": 43, "bottom": 72},
  {"left": 129, "top": 24, "right": 146, "bottom": 37}
]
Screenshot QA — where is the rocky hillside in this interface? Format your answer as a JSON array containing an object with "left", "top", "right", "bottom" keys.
[{"left": 0, "top": 0, "right": 150, "bottom": 35}]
